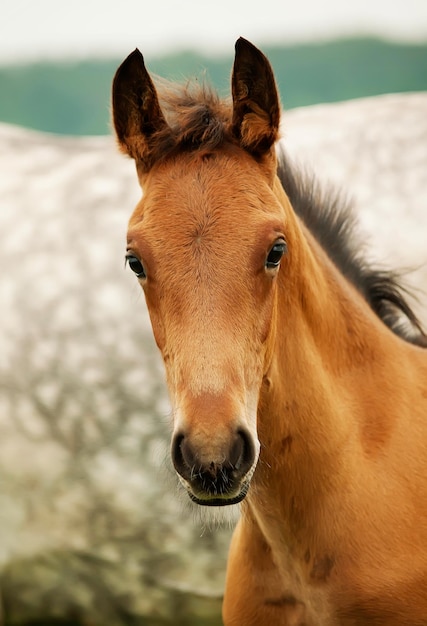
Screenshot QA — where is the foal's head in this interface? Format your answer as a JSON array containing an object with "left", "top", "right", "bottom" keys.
[{"left": 113, "top": 39, "right": 288, "bottom": 506}]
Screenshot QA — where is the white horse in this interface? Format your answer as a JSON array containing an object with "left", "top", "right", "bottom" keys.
[{"left": 0, "top": 90, "right": 426, "bottom": 623}]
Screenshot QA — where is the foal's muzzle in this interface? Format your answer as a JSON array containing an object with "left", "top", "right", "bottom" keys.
[{"left": 171, "top": 428, "right": 257, "bottom": 506}]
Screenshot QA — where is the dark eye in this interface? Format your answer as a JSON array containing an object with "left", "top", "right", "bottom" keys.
[
  {"left": 265, "top": 240, "right": 287, "bottom": 269},
  {"left": 126, "top": 254, "right": 146, "bottom": 279}
]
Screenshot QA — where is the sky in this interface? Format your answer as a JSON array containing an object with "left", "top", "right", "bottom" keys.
[{"left": 2, "top": 0, "right": 427, "bottom": 64}]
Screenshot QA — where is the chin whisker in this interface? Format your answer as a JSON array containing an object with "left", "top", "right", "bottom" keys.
[{"left": 192, "top": 500, "right": 241, "bottom": 531}]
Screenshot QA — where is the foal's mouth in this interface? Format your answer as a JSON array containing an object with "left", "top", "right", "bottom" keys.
[
  {"left": 178, "top": 466, "right": 255, "bottom": 507},
  {"left": 187, "top": 481, "right": 250, "bottom": 507}
]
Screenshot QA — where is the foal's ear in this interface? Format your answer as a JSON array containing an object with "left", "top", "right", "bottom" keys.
[
  {"left": 231, "top": 38, "right": 281, "bottom": 156},
  {"left": 112, "top": 48, "right": 168, "bottom": 170}
]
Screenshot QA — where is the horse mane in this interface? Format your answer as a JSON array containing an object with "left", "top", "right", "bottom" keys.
[
  {"left": 277, "top": 152, "right": 427, "bottom": 347},
  {"left": 154, "top": 79, "right": 426, "bottom": 347}
]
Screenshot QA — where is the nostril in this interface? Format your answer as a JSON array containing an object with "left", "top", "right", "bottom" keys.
[
  {"left": 171, "top": 433, "right": 187, "bottom": 476},
  {"left": 229, "top": 432, "right": 245, "bottom": 469},
  {"left": 180, "top": 436, "right": 197, "bottom": 470},
  {"left": 171, "top": 432, "right": 200, "bottom": 482},
  {"left": 230, "top": 429, "right": 255, "bottom": 474}
]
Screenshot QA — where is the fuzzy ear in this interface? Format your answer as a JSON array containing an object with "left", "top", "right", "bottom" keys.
[
  {"left": 231, "top": 38, "right": 281, "bottom": 155},
  {"left": 112, "top": 48, "right": 168, "bottom": 169}
]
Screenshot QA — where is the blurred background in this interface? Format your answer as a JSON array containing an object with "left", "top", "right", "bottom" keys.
[
  {"left": 1, "top": 0, "right": 427, "bottom": 135},
  {"left": 1, "top": 2, "right": 427, "bottom": 625}
]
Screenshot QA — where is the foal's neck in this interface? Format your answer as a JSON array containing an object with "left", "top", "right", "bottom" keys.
[{"left": 251, "top": 187, "right": 396, "bottom": 543}]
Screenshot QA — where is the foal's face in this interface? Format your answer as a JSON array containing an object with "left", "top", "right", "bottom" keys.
[
  {"left": 113, "top": 36, "right": 283, "bottom": 505},
  {"left": 126, "top": 151, "right": 287, "bottom": 505}
]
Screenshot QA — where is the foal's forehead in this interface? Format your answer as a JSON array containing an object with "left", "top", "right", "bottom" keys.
[
  {"left": 128, "top": 149, "right": 287, "bottom": 285},
  {"left": 136, "top": 149, "right": 282, "bottom": 225}
]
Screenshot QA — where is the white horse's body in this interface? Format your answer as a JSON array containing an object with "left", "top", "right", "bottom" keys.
[{"left": 0, "top": 92, "right": 426, "bottom": 622}]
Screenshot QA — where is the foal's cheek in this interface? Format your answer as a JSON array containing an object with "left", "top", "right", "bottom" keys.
[
  {"left": 256, "top": 288, "right": 278, "bottom": 346},
  {"left": 144, "top": 295, "right": 167, "bottom": 353}
]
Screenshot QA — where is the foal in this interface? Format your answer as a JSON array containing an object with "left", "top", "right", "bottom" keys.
[{"left": 112, "top": 38, "right": 427, "bottom": 625}]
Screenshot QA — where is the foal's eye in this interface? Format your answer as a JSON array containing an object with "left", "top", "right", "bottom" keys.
[
  {"left": 126, "top": 254, "right": 146, "bottom": 279},
  {"left": 265, "top": 240, "right": 287, "bottom": 269}
]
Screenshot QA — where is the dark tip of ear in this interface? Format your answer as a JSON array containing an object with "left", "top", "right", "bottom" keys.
[
  {"left": 114, "top": 48, "right": 146, "bottom": 86},
  {"left": 129, "top": 47, "right": 143, "bottom": 59},
  {"left": 234, "top": 37, "right": 266, "bottom": 63},
  {"left": 129, "top": 48, "right": 144, "bottom": 64},
  {"left": 235, "top": 37, "right": 257, "bottom": 53}
]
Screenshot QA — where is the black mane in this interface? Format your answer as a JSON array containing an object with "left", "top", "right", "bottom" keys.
[{"left": 277, "top": 151, "right": 427, "bottom": 348}]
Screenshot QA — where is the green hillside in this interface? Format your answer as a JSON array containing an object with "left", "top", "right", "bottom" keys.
[{"left": 1, "top": 37, "right": 426, "bottom": 136}]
